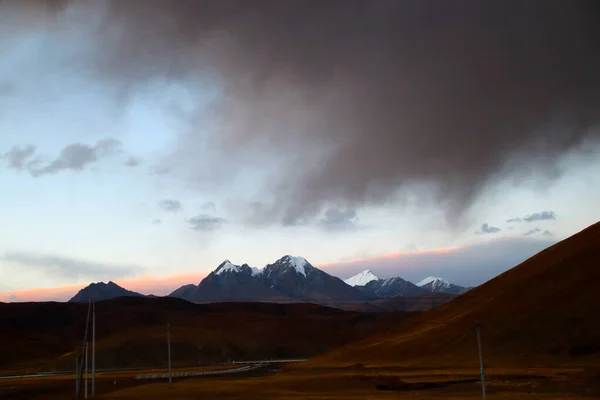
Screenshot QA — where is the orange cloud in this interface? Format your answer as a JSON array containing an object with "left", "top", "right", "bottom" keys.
[{"left": 316, "top": 246, "right": 460, "bottom": 268}]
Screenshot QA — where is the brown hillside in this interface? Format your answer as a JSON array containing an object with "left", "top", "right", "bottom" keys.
[
  {"left": 341, "top": 293, "right": 455, "bottom": 313},
  {"left": 313, "top": 221, "right": 600, "bottom": 368},
  {"left": 0, "top": 297, "right": 409, "bottom": 374}
]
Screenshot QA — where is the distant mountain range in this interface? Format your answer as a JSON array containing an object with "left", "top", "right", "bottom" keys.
[
  {"left": 344, "top": 270, "right": 470, "bottom": 295},
  {"left": 69, "top": 256, "right": 471, "bottom": 307},
  {"left": 169, "top": 256, "right": 368, "bottom": 305},
  {"left": 416, "top": 276, "right": 470, "bottom": 295}
]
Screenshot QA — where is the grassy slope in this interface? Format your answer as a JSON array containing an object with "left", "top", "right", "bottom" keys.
[{"left": 310, "top": 221, "right": 600, "bottom": 368}]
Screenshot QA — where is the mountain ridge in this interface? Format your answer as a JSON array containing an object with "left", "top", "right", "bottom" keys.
[
  {"left": 170, "top": 255, "right": 368, "bottom": 305},
  {"left": 68, "top": 281, "right": 145, "bottom": 303}
]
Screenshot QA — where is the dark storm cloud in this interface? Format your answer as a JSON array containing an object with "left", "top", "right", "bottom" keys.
[
  {"left": 29, "top": 138, "right": 122, "bottom": 177},
  {"left": 2, "top": 251, "right": 142, "bottom": 281},
  {"left": 478, "top": 223, "right": 501, "bottom": 234},
  {"left": 320, "top": 208, "right": 358, "bottom": 230},
  {"left": 2, "top": 145, "right": 36, "bottom": 170},
  {"left": 158, "top": 199, "right": 182, "bottom": 212},
  {"left": 187, "top": 214, "right": 228, "bottom": 231},
  {"left": 10, "top": 1, "right": 600, "bottom": 225}
]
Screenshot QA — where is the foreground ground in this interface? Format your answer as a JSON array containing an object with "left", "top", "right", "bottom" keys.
[
  {"left": 0, "top": 298, "right": 408, "bottom": 374},
  {"left": 2, "top": 364, "right": 599, "bottom": 399}
]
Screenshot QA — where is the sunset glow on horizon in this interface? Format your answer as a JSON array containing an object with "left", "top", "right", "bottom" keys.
[{"left": 0, "top": 247, "right": 469, "bottom": 302}]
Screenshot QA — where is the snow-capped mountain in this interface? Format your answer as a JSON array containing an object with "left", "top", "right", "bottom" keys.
[
  {"left": 169, "top": 255, "right": 367, "bottom": 303},
  {"left": 188, "top": 260, "right": 277, "bottom": 302},
  {"left": 344, "top": 270, "right": 379, "bottom": 287},
  {"left": 346, "top": 272, "right": 469, "bottom": 298},
  {"left": 416, "top": 276, "right": 468, "bottom": 294},
  {"left": 417, "top": 276, "right": 449, "bottom": 288},
  {"left": 358, "top": 277, "right": 428, "bottom": 298},
  {"left": 262, "top": 255, "right": 366, "bottom": 301}
]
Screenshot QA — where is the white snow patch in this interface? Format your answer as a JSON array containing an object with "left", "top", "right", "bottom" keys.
[
  {"left": 416, "top": 276, "right": 450, "bottom": 287},
  {"left": 284, "top": 255, "right": 309, "bottom": 277},
  {"left": 215, "top": 261, "right": 241, "bottom": 275},
  {"left": 344, "top": 270, "right": 379, "bottom": 286},
  {"left": 251, "top": 267, "right": 263, "bottom": 276}
]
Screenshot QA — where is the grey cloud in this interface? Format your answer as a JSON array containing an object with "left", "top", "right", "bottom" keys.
[
  {"left": 479, "top": 223, "right": 501, "bottom": 234},
  {"left": 152, "top": 219, "right": 162, "bottom": 224},
  {"left": 29, "top": 138, "right": 122, "bottom": 177},
  {"left": 320, "top": 208, "right": 357, "bottom": 230},
  {"left": 523, "top": 227, "right": 541, "bottom": 236},
  {"left": 201, "top": 202, "right": 216, "bottom": 211},
  {"left": 7, "top": 1, "right": 600, "bottom": 225},
  {"left": 507, "top": 211, "right": 557, "bottom": 223},
  {"left": 523, "top": 211, "right": 557, "bottom": 222},
  {"left": 125, "top": 156, "right": 141, "bottom": 167},
  {"left": 2, "top": 251, "right": 143, "bottom": 281},
  {"left": 7, "top": 294, "right": 17, "bottom": 302},
  {"left": 158, "top": 199, "right": 182, "bottom": 212},
  {"left": 523, "top": 227, "right": 554, "bottom": 237},
  {"left": 187, "top": 214, "right": 228, "bottom": 231},
  {"left": 2, "top": 145, "right": 36, "bottom": 170}
]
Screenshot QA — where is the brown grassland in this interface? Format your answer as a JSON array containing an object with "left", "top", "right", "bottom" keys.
[{"left": 1, "top": 221, "right": 599, "bottom": 399}]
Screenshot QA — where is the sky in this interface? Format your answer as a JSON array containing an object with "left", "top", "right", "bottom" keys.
[{"left": 1, "top": 1, "right": 600, "bottom": 302}]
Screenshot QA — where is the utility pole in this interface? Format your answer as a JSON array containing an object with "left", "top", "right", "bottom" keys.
[
  {"left": 92, "top": 300, "right": 96, "bottom": 397},
  {"left": 75, "top": 356, "right": 79, "bottom": 397},
  {"left": 85, "top": 342, "right": 88, "bottom": 399},
  {"left": 77, "top": 298, "right": 92, "bottom": 400},
  {"left": 167, "top": 322, "right": 172, "bottom": 388},
  {"left": 474, "top": 323, "right": 487, "bottom": 400}
]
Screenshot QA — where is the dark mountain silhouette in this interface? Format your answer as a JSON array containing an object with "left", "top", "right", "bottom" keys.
[
  {"left": 357, "top": 277, "right": 428, "bottom": 298},
  {"left": 68, "top": 281, "right": 145, "bottom": 303},
  {"left": 169, "top": 255, "right": 367, "bottom": 304},
  {"left": 188, "top": 260, "right": 279, "bottom": 301}
]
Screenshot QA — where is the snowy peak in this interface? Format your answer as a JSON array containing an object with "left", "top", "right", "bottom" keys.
[
  {"left": 214, "top": 260, "right": 242, "bottom": 275},
  {"left": 415, "top": 276, "right": 468, "bottom": 294},
  {"left": 416, "top": 276, "right": 450, "bottom": 287},
  {"left": 269, "top": 255, "right": 312, "bottom": 277},
  {"left": 344, "top": 270, "right": 380, "bottom": 287}
]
